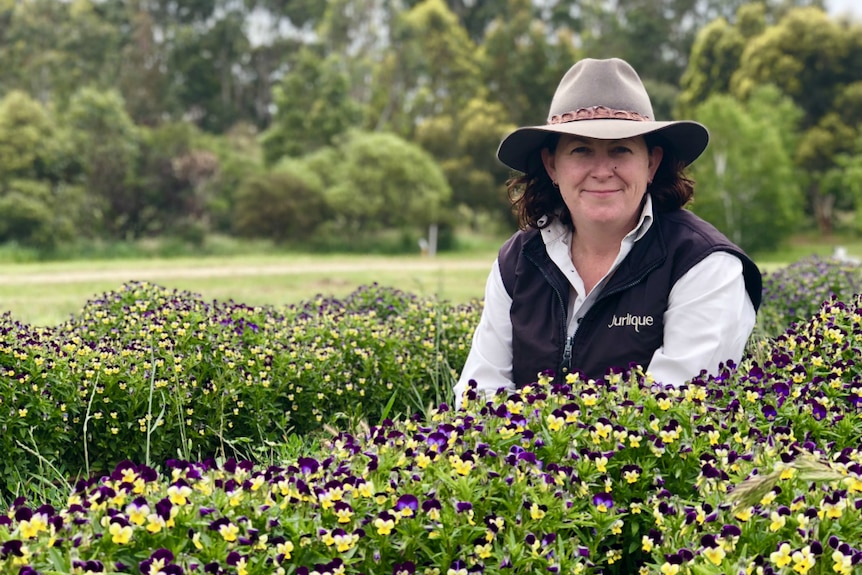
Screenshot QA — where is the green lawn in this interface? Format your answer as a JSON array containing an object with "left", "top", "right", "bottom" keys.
[
  {"left": 4, "top": 232, "right": 860, "bottom": 327},
  {"left": 1, "top": 252, "right": 496, "bottom": 326}
]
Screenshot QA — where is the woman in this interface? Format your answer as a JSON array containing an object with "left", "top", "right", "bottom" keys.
[{"left": 453, "top": 58, "right": 762, "bottom": 409}]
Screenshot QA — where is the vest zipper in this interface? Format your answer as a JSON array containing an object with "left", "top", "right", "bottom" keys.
[
  {"left": 562, "top": 333, "right": 574, "bottom": 368},
  {"left": 523, "top": 250, "right": 571, "bottom": 376}
]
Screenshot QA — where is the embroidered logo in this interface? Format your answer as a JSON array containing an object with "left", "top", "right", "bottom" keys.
[{"left": 607, "top": 313, "right": 654, "bottom": 333}]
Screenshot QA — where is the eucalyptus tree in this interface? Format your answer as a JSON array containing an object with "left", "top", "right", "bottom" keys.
[
  {"left": 0, "top": 91, "right": 83, "bottom": 249},
  {"left": 261, "top": 48, "right": 363, "bottom": 164},
  {"left": 0, "top": 0, "right": 122, "bottom": 106},
  {"left": 731, "top": 7, "right": 862, "bottom": 233},
  {"left": 64, "top": 87, "right": 142, "bottom": 238},
  {"left": 690, "top": 86, "right": 804, "bottom": 254},
  {"left": 316, "top": 130, "right": 452, "bottom": 239},
  {"left": 480, "top": 0, "right": 579, "bottom": 127}
]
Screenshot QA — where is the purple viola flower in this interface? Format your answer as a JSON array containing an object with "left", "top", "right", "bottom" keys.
[
  {"left": 298, "top": 457, "right": 320, "bottom": 475},
  {"left": 810, "top": 400, "right": 827, "bottom": 420},
  {"left": 139, "top": 548, "right": 176, "bottom": 575},
  {"left": 395, "top": 494, "right": 419, "bottom": 516},
  {"left": 393, "top": 562, "right": 416, "bottom": 575},
  {"left": 226, "top": 551, "right": 245, "bottom": 566},
  {"left": 422, "top": 499, "right": 442, "bottom": 515},
  {"left": 1, "top": 540, "right": 24, "bottom": 558},
  {"left": 155, "top": 497, "right": 173, "bottom": 520},
  {"left": 427, "top": 431, "right": 448, "bottom": 451},
  {"left": 592, "top": 492, "right": 613, "bottom": 512},
  {"left": 456, "top": 501, "right": 473, "bottom": 513}
]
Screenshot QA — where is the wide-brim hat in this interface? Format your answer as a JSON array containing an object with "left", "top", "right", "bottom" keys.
[{"left": 497, "top": 58, "right": 709, "bottom": 173}]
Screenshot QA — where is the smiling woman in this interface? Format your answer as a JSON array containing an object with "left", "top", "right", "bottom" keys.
[{"left": 454, "top": 57, "right": 763, "bottom": 408}]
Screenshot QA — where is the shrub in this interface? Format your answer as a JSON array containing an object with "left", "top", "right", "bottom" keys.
[
  {"left": 757, "top": 255, "right": 862, "bottom": 338},
  {"left": 1, "top": 293, "right": 861, "bottom": 574},
  {"left": 0, "top": 282, "right": 480, "bottom": 495},
  {"left": 233, "top": 169, "right": 330, "bottom": 242}
]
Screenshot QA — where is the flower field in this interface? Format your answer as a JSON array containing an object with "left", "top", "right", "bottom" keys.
[{"left": 1, "top": 256, "right": 861, "bottom": 575}]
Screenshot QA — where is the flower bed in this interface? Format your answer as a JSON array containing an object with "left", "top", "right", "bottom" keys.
[
  {"left": 756, "top": 255, "right": 862, "bottom": 338},
  {"left": 1, "top": 290, "right": 861, "bottom": 574},
  {"left": 0, "top": 282, "right": 480, "bottom": 494}
]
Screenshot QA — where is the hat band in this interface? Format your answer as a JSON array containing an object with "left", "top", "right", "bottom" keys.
[{"left": 548, "top": 105, "right": 650, "bottom": 124}]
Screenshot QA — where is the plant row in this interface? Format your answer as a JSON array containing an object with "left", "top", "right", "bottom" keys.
[
  {"left": 1, "top": 289, "right": 862, "bottom": 573},
  {"left": 0, "top": 281, "right": 479, "bottom": 496}
]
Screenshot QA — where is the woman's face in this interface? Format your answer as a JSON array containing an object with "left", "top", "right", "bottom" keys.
[{"left": 541, "top": 134, "right": 663, "bottom": 233}]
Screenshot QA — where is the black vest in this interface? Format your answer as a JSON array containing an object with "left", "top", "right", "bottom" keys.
[{"left": 498, "top": 209, "right": 762, "bottom": 386}]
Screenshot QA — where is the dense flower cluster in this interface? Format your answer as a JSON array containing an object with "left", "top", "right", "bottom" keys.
[
  {"left": 0, "top": 282, "right": 480, "bottom": 495},
  {"left": 757, "top": 255, "right": 861, "bottom": 338},
  {"left": 1, "top": 291, "right": 861, "bottom": 574}
]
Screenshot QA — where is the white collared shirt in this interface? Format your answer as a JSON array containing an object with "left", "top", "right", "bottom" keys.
[{"left": 453, "top": 195, "right": 757, "bottom": 408}]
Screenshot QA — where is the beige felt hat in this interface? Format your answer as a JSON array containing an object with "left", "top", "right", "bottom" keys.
[{"left": 497, "top": 58, "right": 709, "bottom": 173}]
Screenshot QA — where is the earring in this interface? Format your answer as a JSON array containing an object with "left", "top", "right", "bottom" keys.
[{"left": 552, "top": 181, "right": 559, "bottom": 189}]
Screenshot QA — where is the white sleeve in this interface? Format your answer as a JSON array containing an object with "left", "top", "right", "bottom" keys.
[
  {"left": 452, "top": 259, "right": 516, "bottom": 409},
  {"left": 646, "top": 251, "right": 757, "bottom": 386}
]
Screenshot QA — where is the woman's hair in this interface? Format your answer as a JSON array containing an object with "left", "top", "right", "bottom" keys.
[{"left": 507, "top": 133, "right": 695, "bottom": 230}]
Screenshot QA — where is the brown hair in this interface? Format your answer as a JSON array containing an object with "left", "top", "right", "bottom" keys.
[{"left": 507, "top": 133, "right": 695, "bottom": 230}]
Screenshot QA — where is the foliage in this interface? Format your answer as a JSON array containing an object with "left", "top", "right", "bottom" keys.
[
  {"left": 0, "top": 180, "right": 82, "bottom": 251},
  {"left": 730, "top": 6, "right": 862, "bottom": 233},
  {"left": 479, "top": 0, "right": 579, "bottom": 128},
  {"left": 0, "top": 0, "right": 859, "bottom": 252},
  {"left": 233, "top": 166, "right": 330, "bottom": 242},
  {"left": 0, "top": 282, "right": 481, "bottom": 497},
  {"left": 690, "top": 86, "right": 804, "bottom": 253},
  {"left": 0, "top": 91, "right": 56, "bottom": 180},
  {"left": 2, "top": 287, "right": 862, "bottom": 573},
  {"left": 323, "top": 130, "right": 453, "bottom": 235},
  {"left": 261, "top": 49, "right": 363, "bottom": 165},
  {"left": 415, "top": 97, "right": 515, "bottom": 225},
  {"left": 756, "top": 255, "right": 862, "bottom": 338},
  {"left": 63, "top": 86, "right": 141, "bottom": 238}
]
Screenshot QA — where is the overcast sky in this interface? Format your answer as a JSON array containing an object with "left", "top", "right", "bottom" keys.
[{"left": 826, "top": 0, "right": 862, "bottom": 17}]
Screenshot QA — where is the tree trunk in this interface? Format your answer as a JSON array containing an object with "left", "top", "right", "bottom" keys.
[{"left": 810, "top": 181, "right": 834, "bottom": 235}]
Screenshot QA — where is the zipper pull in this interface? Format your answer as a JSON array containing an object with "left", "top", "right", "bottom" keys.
[{"left": 562, "top": 334, "right": 574, "bottom": 372}]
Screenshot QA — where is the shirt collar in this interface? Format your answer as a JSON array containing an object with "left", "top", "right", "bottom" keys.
[{"left": 540, "top": 193, "right": 655, "bottom": 246}]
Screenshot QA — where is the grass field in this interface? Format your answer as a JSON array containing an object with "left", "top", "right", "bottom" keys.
[
  {"left": 3, "top": 232, "right": 860, "bottom": 327},
  {"left": 1, "top": 252, "right": 497, "bottom": 326}
]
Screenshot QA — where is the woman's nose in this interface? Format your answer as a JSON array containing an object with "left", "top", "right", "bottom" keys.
[{"left": 590, "top": 154, "right": 615, "bottom": 177}]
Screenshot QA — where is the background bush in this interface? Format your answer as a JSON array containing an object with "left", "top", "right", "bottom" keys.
[
  {"left": 756, "top": 255, "right": 862, "bottom": 338},
  {"left": 0, "top": 282, "right": 480, "bottom": 498}
]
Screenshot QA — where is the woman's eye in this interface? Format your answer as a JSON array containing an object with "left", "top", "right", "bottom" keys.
[{"left": 613, "top": 146, "right": 632, "bottom": 154}]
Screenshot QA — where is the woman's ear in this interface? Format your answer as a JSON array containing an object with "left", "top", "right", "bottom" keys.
[
  {"left": 648, "top": 146, "right": 664, "bottom": 181},
  {"left": 541, "top": 147, "right": 557, "bottom": 183}
]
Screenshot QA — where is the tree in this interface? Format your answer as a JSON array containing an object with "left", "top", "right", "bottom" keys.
[
  {"left": 0, "top": 91, "right": 83, "bottom": 250},
  {"left": 233, "top": 164, "right": 329, "bottom": 242},
  {"left": 63, "top": 87, "right": 141, "bottom": 238},
  {"left": 480, "top": 0, "right": 580, "bottom": 127},
  {"left": 318, "top": 130, "right": 452, "bottom": 237},
  {"left": 415, "top": 97, "right": 516, "bottom": 228},
  {"left": 0, "top": 0, "right": 123, "bottom": 106},
  {"left": 260, "top": 49, "right": 363, "bottom": 165},
  {"left": 729, "top": 6, "right": 862, "bottom": 233},
  {"left": 0, "top": 91, "right": 55, "bottom": 179},
  {"left": 690, "top": 86, "right": 804, "bottom": 254},
  {"left": 375, "top": 0, "right": 483, "bottom": 137},
  {"left": 167, "top": 8, "right": 253, "bottom": 132},
  {"left": 676, "top": 7, "right": 754, "bottom": 117}
]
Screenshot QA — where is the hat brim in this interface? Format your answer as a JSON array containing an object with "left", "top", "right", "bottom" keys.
[{"left": 496, "top": 119, "right": 709, "bottom": 173}]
